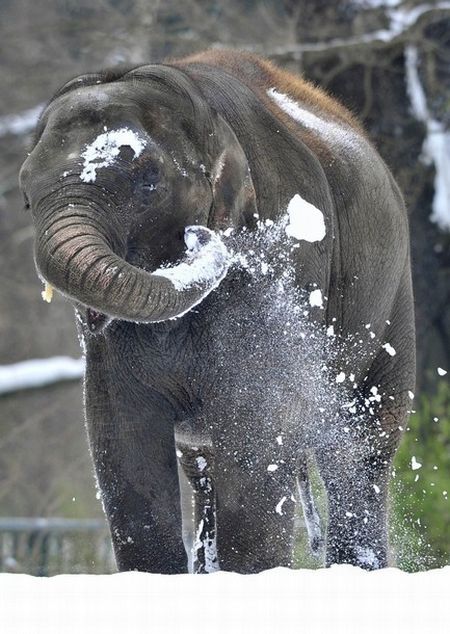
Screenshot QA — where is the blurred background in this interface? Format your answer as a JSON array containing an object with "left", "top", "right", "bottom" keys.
[{"left": 0, "top": 0, "right": 449, "bottom": 574}]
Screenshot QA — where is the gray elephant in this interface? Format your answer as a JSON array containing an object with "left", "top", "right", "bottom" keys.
[{"left": 20, "top": 50, "right": 415, "bottom": 574}]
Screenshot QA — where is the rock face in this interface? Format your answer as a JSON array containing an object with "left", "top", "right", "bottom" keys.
[{"left": 0, "top": 0, "right": 448, "bottom": 517}]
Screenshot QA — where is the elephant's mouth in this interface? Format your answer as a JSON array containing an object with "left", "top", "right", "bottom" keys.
[{"left": 86, "top": 307, "right": 110, "bottom": 334}]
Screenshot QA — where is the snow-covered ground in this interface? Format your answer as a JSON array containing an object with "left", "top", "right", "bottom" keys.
[
  {"left": 0, "top": 356, "right": 84, "bottom": 395},
  {"left": 0, "top": 566, "right": 448, "bottom": 634}
]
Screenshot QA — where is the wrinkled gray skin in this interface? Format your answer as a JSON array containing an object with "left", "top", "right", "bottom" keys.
[{"left": 20, "top": 51, "right": 415, "bottom": 574}]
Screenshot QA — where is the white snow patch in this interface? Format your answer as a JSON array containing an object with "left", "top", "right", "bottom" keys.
[
  {"left": 373, "top": 484, "right": 380, "bottom": 494},
  {"left": 382, "top": 343, "right": 396, "bottom": 357},
  {"left": 285, "top": 194, "right": 326, "bottom": 243},
  {"left": 267, "top": 87, "right": 360, "bottom": 151},
  {"left": 411, "top": 456, "right": 422, "bottom": 471},
  {"left": 0, "top": 356, "right": 84, "bottom": 395},
  {"left": 80, "top": 127, "right": 146, "bottom": 183},
  {"left": 276, "top": 435, "right": 283, "bottom": 446},
  {"left": 309, "top": 289, "right": 323, "bottom": 308},
  {"left": 267, "top": 464, "right": 279, "bottom": 472},
  {"left": 408, "top": 390, "right": 415, "bottom": 400},
  {"left": 336, "top": 372, "right": 346, "bottom": 384},
  {"left": 356, "top": 546, "right": 380, "bottom": 570},
  {"left": 196, "top": 456, "right": 207, "bottom": 472},
  {"left": 437, "top": 367, "right": 447, "bottom": 376},
  {"left": 155, "top": 226, "right": 230, "bottom": 294},
  {"left": 0, "top": 103, "right": 44, "bottom": 137},
  {"left": 1, "top": 567, "right": 450, "bottom": 633},
  {"left": 326, "top": 325, "right": 335, "bottom": 337},
  {"left": 405, "top": 44, "right": 450, "bottom": 230},
  {"left": 275, "top": 496, "right": 287, "bottom": 515}
]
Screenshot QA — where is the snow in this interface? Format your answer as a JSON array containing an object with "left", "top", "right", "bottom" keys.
[
  {"left": 0, "top": 103, "right": 43, "bottom": 137},
  {"left": 284, "top": 194, "right": 326, "bottom": 242},
  {"left": 437, "top": 367, "right": 447, "bottom": 376},
  {"left": 356, "top": 0, "right": 401, "bottom": 6},
  {"left": 269, "top": 3, "right": 450, "bottom": 56},
  {"left": 80, "top": 127, "right": 146, "bottom": 183},
  {"left": 411, "top": 456, "right": 422, "bottom": 471},
  {"left": 309, "top": 289, "right": 323, "bottom": 308},
  {"left": 0, "top": 356, "right": 84, "bottom": 395},
  {"left": 267, "top": 464, "right": 279, "bottom": 472},
  {"left": 1, "top": 567, "right": 449, "bottom": 634},
  {"left": 195, "top": 456, "right": 207, "bottom": 472},
  {"left": 336, "top": 372, "right": 346, "bottom": 383},
  {"left": 405, "top": 44, "right": 450, "bottom": 231},
  {"left": 267, "top": 87, "right": 359, "bottom": 151},
  {"left": 356, "top": 546, "right": 380, "bottom": 570},
  {"left": 275, "top": 496, "right": 287, "bottom": 515},
  {"left": 155, "top": 226, "right": 230, "bottom": 292},
  {"left": 381, "top": 343, "right": 396, "bottom": 357}
]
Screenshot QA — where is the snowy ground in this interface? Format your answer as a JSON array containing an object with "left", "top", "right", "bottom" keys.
[{"left": 1, "top": 566, "right": 448, "bottom": 634}]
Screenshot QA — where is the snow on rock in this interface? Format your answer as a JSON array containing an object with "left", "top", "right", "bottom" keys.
[
  {"left": 155, "top": 226, "right": 230, "bottom": 293},
  {"left": 80, "top": 127, "right": 146, "bottom": 183},
  {"left": 405, "top": 44, "right": 450, "bottom": 231},
  {"left": 285, "top": 194, "right": 326, "bottom": 242},
  {"left": 0, "top": 103, "right": 44, "bottom": 137},
  {"left": 309, "top": 289, "right": 323, "bottom": 308},
  {"left": 1, "top": 567, "right": 449, "bottom": 634},
  {"left": 0, "top": 356, "right": 84, "bottom": 395}
]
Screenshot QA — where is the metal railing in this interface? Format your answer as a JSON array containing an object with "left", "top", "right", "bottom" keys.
[{"left": 0, "top": 517, "right": 116, "bottom": 575}]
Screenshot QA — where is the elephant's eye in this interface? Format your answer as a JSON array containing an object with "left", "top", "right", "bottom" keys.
[
  {"left": 142, "top": 164, "right": 160, "bottom": 191},
  {"left": 23, "top": 194, "right": 31, "bottom": 212}
]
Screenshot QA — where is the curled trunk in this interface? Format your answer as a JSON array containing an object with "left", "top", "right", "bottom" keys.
[{"left": 35, "top": 211, "right": 230, "bottom": 323}]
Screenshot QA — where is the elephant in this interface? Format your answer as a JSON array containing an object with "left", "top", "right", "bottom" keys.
[{"left": 20, "top": 49, "right": 415, "bottom": 574}]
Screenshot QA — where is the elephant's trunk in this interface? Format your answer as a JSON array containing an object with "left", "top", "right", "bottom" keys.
[{"left": 35, "top": 210, "right": 230, "bottom": 323}]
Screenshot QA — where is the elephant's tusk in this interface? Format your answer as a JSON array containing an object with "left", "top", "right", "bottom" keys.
[{"left": 41, "top": 282, "right": 54, "bottom": 303}]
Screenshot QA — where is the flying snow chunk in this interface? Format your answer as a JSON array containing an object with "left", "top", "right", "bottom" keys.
[
  {"left": 437, "top": 367, "right": 447, "bottom": 376},
  {"left": 382, "top": 343, "right": 396, "bottom": 357},
  {"left": 309, "top": 289, "right": 323, "bottom": 308},
  {"left": 326, "top": 325, "right": 334, "bottom": 337},
  {"left": 267, "top": 464, "right": 279, "bottom": 473},
  {"left": 408, "top": 391, "right": 414, "bottom": 400},
  {"left": 285, "top": 194, "right": 326, "bottom": 242},
  {"left": 80, "top": 127, "right": 146, "bottom": 183},
  {"left": 155, "top": 227, "right": 230, "bottom": 292},
  {"left": 275, "top": 496, "right": 287, "bottom": 516},
  {"left": 411, "top": 456, "right": 422, "bottom": 471},
  {"left": 336, "top": 372, "right": 346, "bottom": 384}
]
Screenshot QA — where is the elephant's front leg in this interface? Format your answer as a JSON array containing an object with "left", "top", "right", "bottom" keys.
[{"left": 84, "top": 360, "right": 187, "bottom": 574}]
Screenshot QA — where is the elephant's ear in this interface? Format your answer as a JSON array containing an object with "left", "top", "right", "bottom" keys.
[{"left": 209, "top": 114, "right": 258, "bottom": 230}]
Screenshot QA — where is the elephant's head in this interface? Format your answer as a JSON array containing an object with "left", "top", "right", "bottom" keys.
[{"left": 19, "top": 65, "right": 257, "bottom": 330}]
